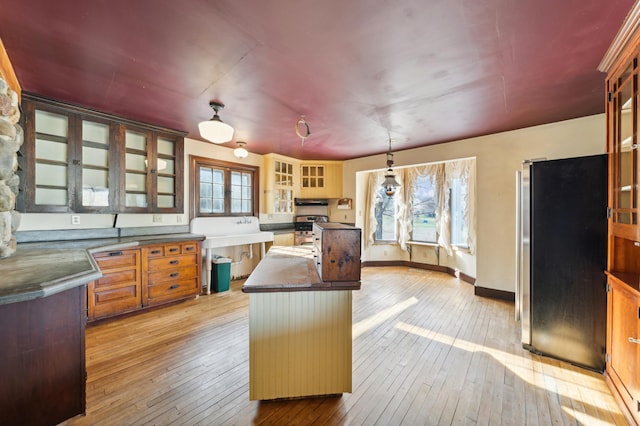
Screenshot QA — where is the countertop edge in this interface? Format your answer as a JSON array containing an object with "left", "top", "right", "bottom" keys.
[{"left": 0, "top": 233, "right": 206, "bottom": 305}]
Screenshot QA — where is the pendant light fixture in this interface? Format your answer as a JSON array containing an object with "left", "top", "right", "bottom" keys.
[
  {"left": 233, "top": 141, "right": 249, "bottom": 159},
  {"left": 198, "top": 101, "right": 234, "bottom": 143},
  {"left": 382, "top": 138, "right": 400, "bottom": 197}
]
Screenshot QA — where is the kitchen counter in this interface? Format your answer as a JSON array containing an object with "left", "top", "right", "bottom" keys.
[
  {"left": 0, "top": 233, "right": 204, "bottom": 305},
  {"left": 242, "top": 245, "right": 360, "bottom": 292}
]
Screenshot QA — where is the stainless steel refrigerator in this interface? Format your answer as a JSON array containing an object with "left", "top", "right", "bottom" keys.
[{"left": 515, "top": 154, "right": 607, "bottom": 372}]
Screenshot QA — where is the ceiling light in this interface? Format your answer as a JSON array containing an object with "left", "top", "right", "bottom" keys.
[
  {"left": 198, "top": 101, "right": 234, "bottom": 143},
  {"left": 382, "top": 138, "right": 400, "bottom": 197},
  {"left": 234, "top": 141, "right": 249, "bottom": 159}
]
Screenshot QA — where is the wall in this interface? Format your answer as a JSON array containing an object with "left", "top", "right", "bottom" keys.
[{"left": 343, "top": 114, "right": 606, "bottom": 293}]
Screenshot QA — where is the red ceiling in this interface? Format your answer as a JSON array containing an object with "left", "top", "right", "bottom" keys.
[{"left": 0, "top": 0, "right": 634, "bottom": 160}]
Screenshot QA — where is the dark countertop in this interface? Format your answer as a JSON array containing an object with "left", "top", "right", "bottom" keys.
[
  {"left": 0, "top": 233, "right": 205, "bottom": 306},
  {"left": 242, "top": 246, "right": 360, "bottom": 293}
]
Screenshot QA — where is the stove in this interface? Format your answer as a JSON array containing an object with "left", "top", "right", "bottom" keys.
[{"left": 294, "top": 215, "right": 328, "bottom": 245}]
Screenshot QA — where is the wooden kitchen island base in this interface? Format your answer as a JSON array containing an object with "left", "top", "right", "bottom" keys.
[
  {"left": 243, "top": 246, "right": 360, "bottom": 401},
  {"left": 248, "top": 290, "right": 352, "bottom": 400}
]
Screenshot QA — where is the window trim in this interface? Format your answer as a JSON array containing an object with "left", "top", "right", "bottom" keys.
[{"left": 189, "top": 155, "right": 259, "bottom": 220}]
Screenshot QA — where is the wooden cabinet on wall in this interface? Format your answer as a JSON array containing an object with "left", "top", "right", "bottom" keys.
[
  {"left": 19, "top": 94, "right": 184, "bottom": 213},
  {"left": 601, "top": 8, "right": 640, "bottom": 423},
  {"left": 312, "top": 222, "right": 361, "bottom": 282},
  {"left": 263, "top": 153, "right": 299, "bottom": 214},
  {"left": 87, "top": 239, "right": 202, "bottom": 322},
  {"left": 300, "top": 161, "right": 343, "bottom": 198}
]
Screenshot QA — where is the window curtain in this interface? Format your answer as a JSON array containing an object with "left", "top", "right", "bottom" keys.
[
  {"left": 443, "top": 159, "right": 476, "bottom": 255},
  {"left": 405, "top": 163, "right": 445, "bottom": 250},
  {"left": 364, "top": 171, "right": 384, "bottom": 248}
]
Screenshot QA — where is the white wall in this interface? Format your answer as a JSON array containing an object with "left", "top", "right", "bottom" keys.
[{"left": 343, "top": 114, "right": 607, "bottom": 293}]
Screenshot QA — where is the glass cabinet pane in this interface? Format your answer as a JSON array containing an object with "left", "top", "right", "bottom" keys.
[
  {"left": 124, "top": 130, "right": 149, "bottom": 208},
  {"left": 616, "top": 76, "right": 634, "bottom": 224},
  {"left": 156, "top": 136, "right": 176, "bottom": 209},
  {"left": 81, "top": 120, "right": 110, "bottom": 208},
  {"left": 34, "top": 109, "right": 69, "bottom": 206}
]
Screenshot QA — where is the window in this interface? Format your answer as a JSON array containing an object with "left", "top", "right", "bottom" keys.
[
  {"left": 450, "top": 177, "right": 469, "bottom": 247},
  {"left": 365, "top": 158, "right": 475, "bottom": 253},
  {"left": 190, "top": 156, "right": 258, "bottom": 218},
  {"left": 411, "top": 174, "right": 438, "bottom": 243},
  {"left": 374, "top": 186, "right": 396, "bottom": 241}
]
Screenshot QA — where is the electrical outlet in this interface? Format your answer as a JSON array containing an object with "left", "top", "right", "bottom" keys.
[
  {"left": 71, "top": 215, "right": 80, "bottom": 225},
  {"left": 152, "top": 214, "right": 162, "bottom": 223}
]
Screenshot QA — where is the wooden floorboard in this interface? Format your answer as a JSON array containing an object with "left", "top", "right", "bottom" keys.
[{"left": 61, "top": 266, "right": 627, "bottom": 426}]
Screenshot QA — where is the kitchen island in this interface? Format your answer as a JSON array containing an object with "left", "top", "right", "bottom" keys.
[{"left": 242, "top": 245, "right": 360, "bottom": 401}]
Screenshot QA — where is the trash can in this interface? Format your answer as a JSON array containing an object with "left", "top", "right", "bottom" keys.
[{"left": 211, "top": 255, "right": 232, "bottom": 293}]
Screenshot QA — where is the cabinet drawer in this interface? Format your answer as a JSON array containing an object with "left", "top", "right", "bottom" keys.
[
  {"left": 95, "top": 269, "right": 138, "bottom": 289},
  {"left": 94, "top": 250, "right": 138, "bottom": 270},
  {"left": 148, "top": 254, "right": 197, "bottom": 270},
  {"left": 148, "top": 265, "right": 197, "bottom": 284},
  {"left": 165, "top": 244, "right": 182, "bottom": 256},
  {"left": 146, "top": 278, "right": 199, "bottom": 305},
  {"left": 90, "top": 285, "right": 141, "bottom": 319},
  {"left": 181, "top": 242, "right": 198, "bottom": 254},
  {"left": 146, "top": 246, "right": 165, "bottom": 257}
]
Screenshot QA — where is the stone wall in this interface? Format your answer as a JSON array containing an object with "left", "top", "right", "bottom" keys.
[{"left": 0, "top": 76, "right": 21, "bottom": 258}]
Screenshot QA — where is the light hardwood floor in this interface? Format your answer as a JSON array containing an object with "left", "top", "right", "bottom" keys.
[{"left": 62, "top": 266, "right": 627, "bottom": 426}]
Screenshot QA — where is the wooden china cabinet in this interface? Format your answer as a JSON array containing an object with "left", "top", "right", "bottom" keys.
[
  {"left": 600, "top": 6, "right": 640, "bottom": 424},
  {"left": 19, "top": 94, "right": 185, "bottom": 213}
]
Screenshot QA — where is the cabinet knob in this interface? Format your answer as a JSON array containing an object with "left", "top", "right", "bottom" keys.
[
  {"left": 169, "top": 284, "right": 180, "bottom": 290},
  {"left": 151, "top": 250, "right": 161, "bottom": 254},
  {"left": 634, "top": 241, "right": 640, "bottom": 247},
  {"left": 109, "top": 251, "right": 123, "bottom": 256},
  {"left": 629, "top": 337, "right": 640, "bottom": 344},
  {"left": 169, "top": 260, "right": 179, "bottom": 265},
  {"left": 170, "top": 272, "right": 179, "bottom": 278}
]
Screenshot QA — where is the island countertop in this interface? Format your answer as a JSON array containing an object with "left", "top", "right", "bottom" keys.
[
  {"left": 0, "top": 233, "right": 205, "bottom": 306},
  {"left": 242, "top": 245, "right": 360, "bottom": 293}
]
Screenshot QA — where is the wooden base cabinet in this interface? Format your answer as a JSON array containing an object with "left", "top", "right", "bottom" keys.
[
  {"left": 0, "top": 286, "right": 87, "bottom": 425},
  {"left": 88, "top": 248, "right": 141, "bottom": 321},
  {"left": 88, "top": 240, "right": 202, "bottom": 322},
  {"left": 607, "top": 275, "right": 640, "bottom": 424},
  {"left": 142, "top": 241, "right": 201, "bottom": 307}
]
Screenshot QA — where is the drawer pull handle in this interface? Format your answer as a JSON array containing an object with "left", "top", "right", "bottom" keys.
[
  {"left": 170, "top": 272, "right": 179, "bottom": 278},
  {"left": 109, "top": 251, "right": 123, "bottom": 256},
  {"left": 169, "top": 248, "right": 179, "bottom": 252},
  {"left": 151, "top": 250, "right": 161, "bottom": 254},
  {"left": 169, "top": 260, "right": 179, "bottom": 265},
  {"left": 185, "top": 247, "right": 194, "bottom": 251},
  {"left": 169, "top": 284, "right": 180, "bottom": 290},
  {"left": 630, "top": 337, "right": 640, "bottom": 344}
]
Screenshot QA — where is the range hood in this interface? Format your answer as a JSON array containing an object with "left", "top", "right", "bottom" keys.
[{"left": 294, "top": 198, "right": 329, "bottom": 206}]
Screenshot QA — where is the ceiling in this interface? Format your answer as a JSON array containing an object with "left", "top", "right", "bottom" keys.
[{"left": 0, "top": 0, "right": 634, "bottom": 160}]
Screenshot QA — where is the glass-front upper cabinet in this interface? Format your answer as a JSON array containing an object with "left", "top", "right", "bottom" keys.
[
  {"left": 610, "top": 60, "right": 638, "bottom": 228},
  {"left": 124, "top": 128, "right": 150, "bottom": 209},
  {"left": 32, "top": 107, "right": 70, "bottom": 210},
  {"left": 20, "top": 95, "right": 184, "bottom": 213},
  {"left": 80, "top": 118, "right": 113, "bottom": 210},
  {"left": 274, "top": 160, "right": 294, "bottom": 213},
  {"left": 122, "top": 129, "right": 181, "bottom": 212},
  {"left": 156, "top": 136, "right": 178, "bottom": 209}
]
